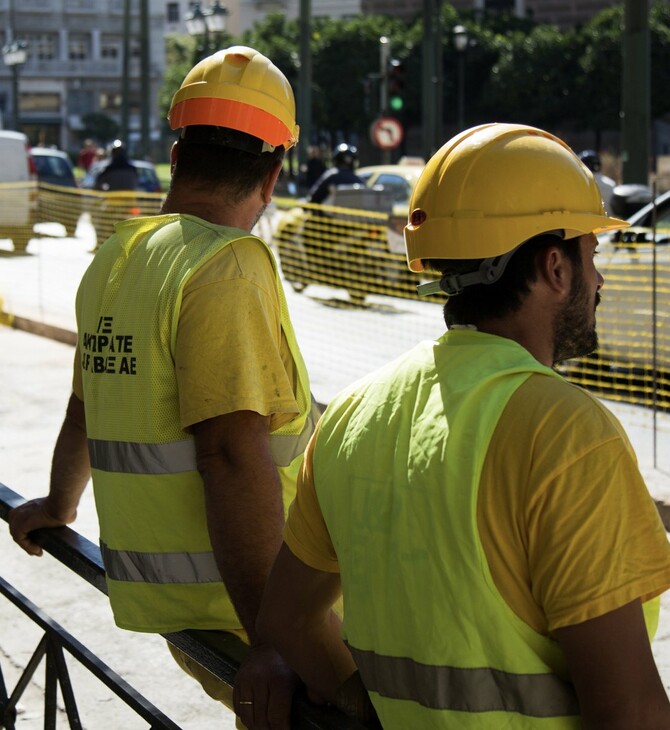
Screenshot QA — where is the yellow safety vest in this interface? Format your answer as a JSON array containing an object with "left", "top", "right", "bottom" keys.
[
  {"left": 313, "top": 330, "right": 590, "bottom": 728},
  {"left": 76, "top": 213, "right": 317, "bottom": 633}
]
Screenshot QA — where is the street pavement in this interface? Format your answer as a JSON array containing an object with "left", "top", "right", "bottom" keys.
[{"left": 1, "top": 223, "right": 670, "bottom": 727}]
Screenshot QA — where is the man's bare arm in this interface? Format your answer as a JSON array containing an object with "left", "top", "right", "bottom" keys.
[
  {"left": 9, "top": 392, "right": 90, "bottom": 556},
  {"left": 192, "top": 408, "right": 284, "bottom": 641},
  {"left": 257, "top": 543, "right": 357, "bottom": 702},
  {"left": 555, "top": 598, "right": 670, "bottom": 729},
  {"left": 193, "top": 410, "right": 300, "bottom": 729}
]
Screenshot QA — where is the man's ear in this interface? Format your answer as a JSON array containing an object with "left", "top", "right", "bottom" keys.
[
  {"left": 261, "top": 161, "right": 283, "bottom": 204},
  {"left": 537, "top": 245, "right": 570, "bottom": 296},
  {"left": 169, "top": 141, "right": 179, "bottom": 176}
]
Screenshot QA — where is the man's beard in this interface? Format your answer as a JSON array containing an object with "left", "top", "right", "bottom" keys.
[{"left": 553, "top": 273, "right": 599, "bottom": 365}]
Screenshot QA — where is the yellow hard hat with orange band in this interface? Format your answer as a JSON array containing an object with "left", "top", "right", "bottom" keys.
[{"left": 168, "top": 46, "right": 299, "bottom": 152}]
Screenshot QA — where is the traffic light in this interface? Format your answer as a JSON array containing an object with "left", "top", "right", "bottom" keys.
[{"left": 387, "top": 59, "right": 405, "bottom": 113}]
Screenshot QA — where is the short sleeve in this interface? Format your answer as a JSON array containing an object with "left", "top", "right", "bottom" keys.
[
  {"left": 480, "top": 375, "right": 670, "bottom": 634},
  {"left": 175, "top": 238, "right": 299, "bottom": 431},
  {"left": 284, "top": 426, "right": 340, "bottom": 573}
]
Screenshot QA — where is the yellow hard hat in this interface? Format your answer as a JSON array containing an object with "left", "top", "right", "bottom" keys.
[
  {"left": 404, "top": 123, "right": 628, "bottom": 273},
  {"left": 168, "top": 46, "right": 299, "bottom": 151}
]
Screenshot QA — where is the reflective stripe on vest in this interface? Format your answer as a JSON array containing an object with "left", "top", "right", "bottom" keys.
[
  {"left": 349, "top": 646, "right": 580, "bottom": 718},
  {"left": 271, "top": 399, "right": 321, "bottom": 466},
  {"left": 89, "top": 398, "right": 319, "bottom": 474},
  {"left": 100, "top": 540, "right": 221, "bottom": 584},
  {"left": 89, "top": 438, "right": 196, "bottom": 474}
]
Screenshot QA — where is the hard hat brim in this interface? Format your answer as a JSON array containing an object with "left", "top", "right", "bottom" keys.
[
  {"left": 405, "top": 212, "right": 629, "bottom": 273},
  {"left": 169, "top": 96, "right": 298, "bottom": 150}
]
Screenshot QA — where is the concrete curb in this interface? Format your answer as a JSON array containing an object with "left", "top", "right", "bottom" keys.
[
  {"left": 10, "top": 315, "right": 77, "bottom": 347},
  {"left": 7, "top": 311, "right": 670, "bottom": 534}
]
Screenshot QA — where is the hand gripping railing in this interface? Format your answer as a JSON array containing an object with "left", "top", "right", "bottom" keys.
[{"left": 0, "top": 483, "right": 369, "bottom": 730}]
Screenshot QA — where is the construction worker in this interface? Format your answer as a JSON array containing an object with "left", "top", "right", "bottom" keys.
[
  {"left": 255, "top": 124, "right": 670, "bottom": 728},
  {"left": 8, "top": 46, "right": 319, "bottom": 729},
  {"left": 306, "top": 143, "right": 363, "bottom": 204}
]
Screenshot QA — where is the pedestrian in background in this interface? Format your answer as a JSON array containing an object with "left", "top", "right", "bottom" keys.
[
  {"left": 579, "top": 149, "right": 617, "bottom": 216},
  {"left": 9, "top": 46, "right": 318, "bottom": 730},
  {"left": 256, "top": 123, "right": 670, "bottom": 729},
  {"left": 307, "top": 143, "right": 363, "bottom": 204},
  {"left": 93, "top": 139, "right": 138, "bottom": 192},
  {"left": 77, "top": 138, "right": 97, "bottom": 172}
]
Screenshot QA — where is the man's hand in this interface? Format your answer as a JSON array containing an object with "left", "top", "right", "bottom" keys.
[
  {"left": 233, "top": 643, "right": 299, "bottom": 730},
  {"left": 8, "top": 498, "right": 76, "bottom": 556}
]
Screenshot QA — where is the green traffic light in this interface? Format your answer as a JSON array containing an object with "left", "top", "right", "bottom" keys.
[{"left": 390, "top": 96, "right": 404, "bottom": 111}]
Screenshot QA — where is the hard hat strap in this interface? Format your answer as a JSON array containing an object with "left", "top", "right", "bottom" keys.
[{"left": 416, "top": 229, "right": 564, "bottom": 297}]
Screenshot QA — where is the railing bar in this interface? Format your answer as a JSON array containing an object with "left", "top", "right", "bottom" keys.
[
  {"left": 6, "top": 635, "right": 47, "bottom": 718},
  {"left": 0, "top": 665, "right": 16, "bottom": 730},
  {"left": 45, "top": 648, "right": 57, "bottom": 730},
  {"left": 1, "top": 483, "right": 372, "bottom": 729},
  {"left": 0, "top": 578, "right": 181, "bottom": 730},
  {"left": 47, "top": 637, "right": 83, "bottom": 729}
]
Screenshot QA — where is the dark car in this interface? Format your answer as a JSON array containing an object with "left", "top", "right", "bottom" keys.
[
  {"left": 81, "top": 159, "right": 161, "bottom": 193},
  {"left": 30, "top": 147, "right": 80, "bottom": 237},
  {"left": 81, "top": 158, "right": 163, "bottom": 249}
]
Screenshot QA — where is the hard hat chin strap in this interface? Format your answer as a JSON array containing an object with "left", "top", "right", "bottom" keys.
[
  {"left": 416, "top": 229, "right": 565, "bottom": 297},
  {"left": 417, "top": 249, "right": 517, "bottom": 297}
]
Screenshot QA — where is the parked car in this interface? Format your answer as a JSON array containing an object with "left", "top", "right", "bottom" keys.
[
  {"left": 31, "top": 147, "right": 81, "bottom": 237},
  {"left": 592, "top": 189, "right": 670, "bottom": 378},
  {"left": 0, "top": 130, "right": 38, "bottom": 253},
  {"left": 31, "top": 147, "right": 77, "bottom": 187},
  {"left": 275, "top": 162, "right": 432, "bottom": 303}
]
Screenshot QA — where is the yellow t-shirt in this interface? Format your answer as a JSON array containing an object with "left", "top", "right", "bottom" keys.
[
  {"left": 74, "top": 236, "right": 299, "bottom": 430},
  {"left": 284, "top": 373, "right": 670, "bottom": 633}
]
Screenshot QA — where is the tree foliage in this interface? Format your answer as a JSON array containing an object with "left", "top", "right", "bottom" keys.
[{"left": 159, "top": 2, "right": 670, "bottom": 150}]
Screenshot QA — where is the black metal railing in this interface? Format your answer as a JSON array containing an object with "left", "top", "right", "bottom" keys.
[{"left": 0, "top": 483, "right": 368, "bottom": 730}]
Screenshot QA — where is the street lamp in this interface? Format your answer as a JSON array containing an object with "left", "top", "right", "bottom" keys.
[
  {"left": 453, "top": 24, "right": 468, "bottom": 131},
  {"left": 185, "top": 1, "right": 229, "bottom": 60},
  {"left": 2, "top": 39, "right": 28, "bottom": 131}
]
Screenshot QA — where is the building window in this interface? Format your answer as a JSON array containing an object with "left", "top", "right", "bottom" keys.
[
  {"left": 167, "top": 2, "right": 180, "bottom": 22},
  {"left": 26, "top": 34, "right": 57, "bottom": 61},
  {"left": 69, "top": 34, "right": 90, "bottom": 61},
  {"left": 100, "top": 92, "right": 122, "bottom": 111},
  {"left": 21, "top": 93, "right": 61, "bottom": 113},
  {"left": 101, "top": 43, "right": 120, "bottom": 60}
]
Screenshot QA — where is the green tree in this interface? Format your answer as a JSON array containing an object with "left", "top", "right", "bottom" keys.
[
  {"left": 158, "top": 35, "right": 197, "bottom": 129},
  {"left": 80, "top": 112, "right": 120, "bottom": 145},
  {"left": 481, "top": 24, "right": 582, "bottom": 129}
]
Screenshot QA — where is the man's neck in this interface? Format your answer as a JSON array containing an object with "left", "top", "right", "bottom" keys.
[
  {"left": 161, "top": 189, "right": 257, "bottom": 231},
  {"left": 476, "top": 313, "right": 554, "bottom": 368}
]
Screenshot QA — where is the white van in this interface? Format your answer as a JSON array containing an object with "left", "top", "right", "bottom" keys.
[{"left": 0, "top": 130, "right": 38, "bottom": 253}]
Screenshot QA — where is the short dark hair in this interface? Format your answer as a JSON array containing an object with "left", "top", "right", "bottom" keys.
[
  {"left": 425, "top": 233, "right": 583, "bottom": 327},
  {"left": 171, "top": 126, "right": 285, "bottom": 204}
]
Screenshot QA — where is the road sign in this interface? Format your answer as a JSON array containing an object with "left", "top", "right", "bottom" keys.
[{"left": 370, "top": 117, "right": 404, "bottom": 150}]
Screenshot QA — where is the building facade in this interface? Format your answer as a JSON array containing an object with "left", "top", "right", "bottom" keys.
[
  {"left": 166, "top": 0, "right": 361, "bottom": 40},
  {"left": 0, "top": 0, "right": 165, "bottom": 156}
]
